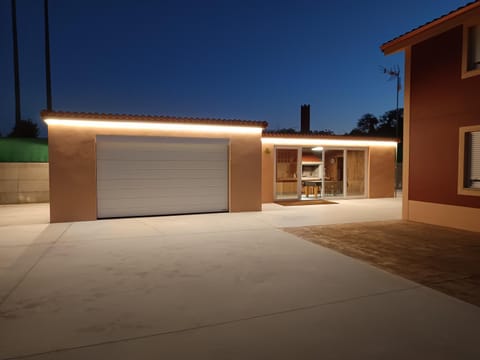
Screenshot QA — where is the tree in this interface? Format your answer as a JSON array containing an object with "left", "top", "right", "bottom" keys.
[
  {"left": 311, "top": 129, "right": 335, "bottom": 135},
  {"left": 349, "top": 113, "right": 379, "bottom": 135},
  {"left": 8, "top": 119, "right": 39, "bottom": 138},
  {"left": 377, "top": 108, "right": 403, "bottom": 138}
]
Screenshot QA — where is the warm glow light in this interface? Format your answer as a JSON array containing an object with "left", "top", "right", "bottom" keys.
[
  {"left": 44, "top": 118, "right": 264, "bottom": 135},
  {"left": 312, "top": 146, "right": 324, "bottom": 151},
  {"left": 261, "top": 137, "right": 397, "bottom": 147}
]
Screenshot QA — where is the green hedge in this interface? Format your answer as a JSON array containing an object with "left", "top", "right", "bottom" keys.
[{"left": 0, "top": 138, "right": 48, "bottom": 162}]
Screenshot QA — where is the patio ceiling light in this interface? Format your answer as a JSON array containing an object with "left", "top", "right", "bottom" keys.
[{"left": 312, "top": 146, "right": 324, "bottom": 151}]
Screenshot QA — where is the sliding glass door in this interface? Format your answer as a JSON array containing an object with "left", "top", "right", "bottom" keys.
[
  {"left": 323, "top": 149, "right": 366, "bottom": 198},
  {"left": 275, "top": 148, "right": 300, "bottom": 200},
  {"left": 324, "top": 150, "right": 344, "bottom": 197},
  {"left": 274, "top": 147, "right": 366, "bottom": 200}
]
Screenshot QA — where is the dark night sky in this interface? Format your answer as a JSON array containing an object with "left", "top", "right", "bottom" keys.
[{"left": 0, "top": 0, "right": 471, "bottom": 137}]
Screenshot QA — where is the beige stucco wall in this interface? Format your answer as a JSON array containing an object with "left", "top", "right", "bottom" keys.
[
  {"left": 229, "top": 133, "right": 263, "bottom": 212},
  {"left": 0, "top": 163, "right": 49, "bottom": 204},
  {"left": 368, "top": 146, "right": 396, "bottom": 198},
  {"left": 261, "top": 143, "right": 274, "bottom": 203},
  {"left": 408, "top": 200, "right": 480, "bottom": 232},
  {"left": 48, "top": 125, "right": 263, "bottom": 223}
]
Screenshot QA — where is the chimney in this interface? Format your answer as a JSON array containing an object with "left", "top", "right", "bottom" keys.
[{"left": 300, "top": 104, "right": 310, "bottom": 133}]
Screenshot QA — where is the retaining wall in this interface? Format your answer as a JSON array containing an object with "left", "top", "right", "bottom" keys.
[{"left": 0, "top": 163, "right": 49, "bottom": 204}]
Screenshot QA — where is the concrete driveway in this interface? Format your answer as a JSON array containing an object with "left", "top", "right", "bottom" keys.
[{"left": 1, "top": 198, "right": 479, "bottom": 359}]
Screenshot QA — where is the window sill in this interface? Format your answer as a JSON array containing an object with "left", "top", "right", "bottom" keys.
[
  {"left": 461, "top": 68, "right": 480, "bottom": 79},
  {"left": 458, "top": 187, "right": 480, "bottom": 197}
]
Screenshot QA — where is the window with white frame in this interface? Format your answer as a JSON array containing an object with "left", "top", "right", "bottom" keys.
[{"left": 459, "top": 126, "right": 480, "bottom": 195}]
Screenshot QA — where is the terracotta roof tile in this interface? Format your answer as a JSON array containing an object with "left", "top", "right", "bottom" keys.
[
  {"left": 381, "top": 1, "right": 480, "bottom": 53},
  {"left": 41, "top": 110, "right": 268, "bottom": 128},
  {"left": 262, "top": 131, "right": 398, "bottom": 142}
]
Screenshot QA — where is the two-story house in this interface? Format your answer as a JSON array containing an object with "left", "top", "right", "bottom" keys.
[{"left": 382, "top": 1, "right": 480, "bottom": 232}]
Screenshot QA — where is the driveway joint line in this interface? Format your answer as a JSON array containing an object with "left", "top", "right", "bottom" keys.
[
  {"left": 0, "top": 224, "right": 72, "bottom": 308},
  {"left": 1, "top": 285, "right": 420, "bottom": 360}
]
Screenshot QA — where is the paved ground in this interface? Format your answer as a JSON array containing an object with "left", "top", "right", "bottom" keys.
[
  {"left": 1, "top": 199, "right": 480, "bottom": 359},
  {"left": 285, "top": 220, "right": 480, "bottom": 307}
]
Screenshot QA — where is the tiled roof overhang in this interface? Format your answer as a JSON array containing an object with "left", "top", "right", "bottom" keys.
[
  {"left": 262, "top": 132, "right": 399, "bottom": 142},
  {"left": 41, "top": 110, "right": 268, "bottom": 129},
  {"left": 381, "top": 1, "right": 480, "bottom": 55}
]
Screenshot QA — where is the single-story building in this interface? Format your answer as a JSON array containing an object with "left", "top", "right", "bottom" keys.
[
  {"left": 381, "top": 1, "right": 480, "bottom": 232},
  {"left": 42, "top": 110, "right": 397, "bottom": 223},
  {"left": 261, "top": 133, "right": 396, "bottom": 202}
]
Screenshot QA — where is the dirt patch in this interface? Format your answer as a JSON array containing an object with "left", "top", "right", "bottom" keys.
[{"left": 284, "top": 220, "right": 480, "bottom": 307}]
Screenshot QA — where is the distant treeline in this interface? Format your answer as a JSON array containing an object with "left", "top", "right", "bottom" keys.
[{"left": 270, "top": 108, "right": 404, "bottom": 139}]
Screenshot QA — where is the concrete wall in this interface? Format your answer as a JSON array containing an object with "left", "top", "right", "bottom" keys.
[
  {"left": 0, "top": 163, "right": 49, "bottom": 204},
  {"left": 48, "top": 124, "right": 263, "bottom": 223}
]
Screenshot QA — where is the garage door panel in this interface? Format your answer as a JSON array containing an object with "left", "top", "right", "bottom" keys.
[
  {"left": 99, "top": 197, "right": 227, "bottom": 217},
  {"left": 97, "top": 160, "right": 227, "bottom": 173},
  {"left": 99, "top": 203, "right": 227, "bottom": 218},
  {"left": 98, "top": 151, "right": 227, "bottom": 162},
  {"left": 98, "top": 182, "right": 227, "bottom": 198},
  {"left": 97, "top": 178, "right": 227, "bottom": 192},
  {"left": 96, "top": 136, "right": 229, "bottom": 218},
  {"left": 97, "top": 143, "right": 227, "bottom": 161},
  {"left": 97, "top": 168, "right": 227, "bottom": 181},
  {"left": 100, "top": 196, "right": 227, "bottom": 209}
]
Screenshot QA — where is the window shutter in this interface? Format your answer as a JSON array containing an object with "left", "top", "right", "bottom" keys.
[
  {"left": 474, "top": 26, "right": 480, "bottom": 67},
  {"left": 471, "top": 131, "right": 480, "bottom": 188}
]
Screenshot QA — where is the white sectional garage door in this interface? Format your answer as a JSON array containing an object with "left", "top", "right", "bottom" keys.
[{"left": 96, "top": 136, "right": 229, "bottom": 218}]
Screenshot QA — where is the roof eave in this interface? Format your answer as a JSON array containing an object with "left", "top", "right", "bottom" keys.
[
  {"left": 41, "top": 110, "right": 268, "bottom": 129},
  {"left": 381, "top": 1, "right": 480, "bottom": 55}
]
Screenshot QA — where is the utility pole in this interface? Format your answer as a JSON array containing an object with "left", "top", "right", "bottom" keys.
[
  {"left": 44, "top": 0, "right": 53, "bottom": 110},
  {"left": 11, "top": 0, "right": 21, "bottom": 125},
  {"left": 382, "top": 66, "right": 401, "bottom": 140},
  {"left": 382, "top": 65, "right": 402, "bottom": 196}
]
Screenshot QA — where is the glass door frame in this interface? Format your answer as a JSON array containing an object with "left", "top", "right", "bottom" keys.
[
  {"left": 273, "top": 145, "right": 368, "bottom": 200},
  {"left": 322, "top": 147, "right": 368, "bottom": 199},
  {"left": 273, "top": 146, "right": 302, "bottom": 201}
]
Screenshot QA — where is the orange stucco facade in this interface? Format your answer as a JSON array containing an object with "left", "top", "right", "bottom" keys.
[
  {"left": 46, "top": 114, "right": 264, "bottom": 223},
  {"left": 261, "top": 143, "right": 275, "bottom": 203},
  {"left": 368, "top": 146, "right": 396, "bottom": 198}
]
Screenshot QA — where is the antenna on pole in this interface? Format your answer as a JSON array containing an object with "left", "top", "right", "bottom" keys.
[
  {"left": 380, "top": 65, "right": 401, "bottom": 139},
  {"left": 381, "top": 65, "right": 402, "bottom": 197}
]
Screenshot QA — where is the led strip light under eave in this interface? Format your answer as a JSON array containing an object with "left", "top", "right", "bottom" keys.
[
  {"left": 44, "top": 118, "right": 264, "bottom": 135},
  {"left": 261, "top": 137, "right": 397, "bottom": 148}
]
